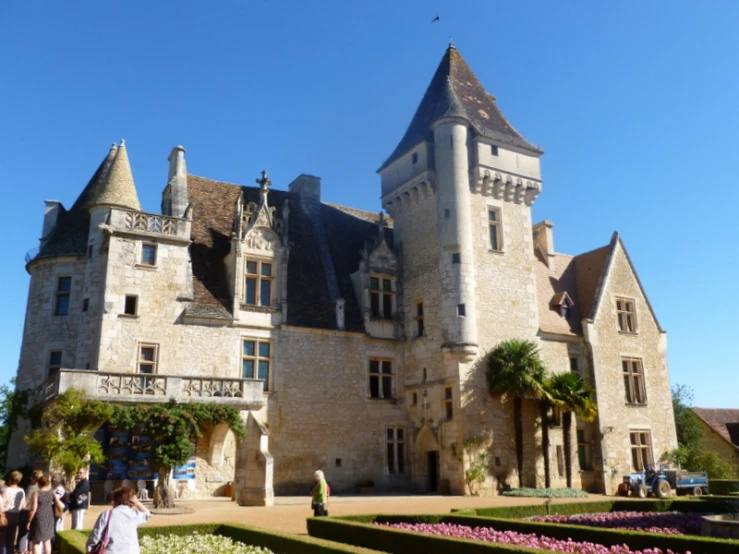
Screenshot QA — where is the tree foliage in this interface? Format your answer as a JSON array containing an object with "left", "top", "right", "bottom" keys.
[
  {"left": 487, "top": 339, "right": 550, "bottom": 488},
  {"left": 25, "top": 389, "right": 114, "bottom": 479},
  {"left": 451, "top": 438, "right": 489, "bottom": 496},
  {"left": 0, "top": 379, "right": 31, "bottom": 474},
  {"left": 661, "top": 384, "right": 738, "bottom": 479}
]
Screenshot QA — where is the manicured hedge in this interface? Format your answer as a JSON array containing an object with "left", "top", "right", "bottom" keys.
[
  {"left": 710, "top": 479, "right": 739, "bottom": 496},
  {"left": 308, "top": 513, "right": 739, "bottom": 554},
  {"left": 466, "top": 498, "right": 737, "bottom": 519},
  {"left": 57, "top": 522, "right": 384, "bottom": 554}
]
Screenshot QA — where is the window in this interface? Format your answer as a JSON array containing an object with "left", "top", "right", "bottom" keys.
[
  {"left": 55, "top": 276, "right": 71, "bottom": 315},
  {"left": 569, "top": 356, "right": 580, "bottom": 372},
  {"left": 491, "top": 144, "right": 499, "bottom": 156},
  {"left": 335, "top": 458, "right": 342, "bottom": 468},
  {"left": 457, "top": 303, "right": 466, "bottom": 317},
  {"left": 630, "top": 430, "right": 653, "bottom": 471},
  {"left": 245, "top": 259, "right": 274, "bottom": 307},
  {"left": 369, "top": 358, "right": 393, "bottom": 399},
  {"left": 48, "top": 350, "right": 62, "bottom": 377},
  {"left": 452, "top": 253, "right": 461, "bottom": 264},
  {"left": 556, "top": 445, "right": 565, "bottom": 478},
  {"left": 242, "top": 339, "right": 271, "bottom": 391},
  {"left": 444, "top": 387, "right": 453, "bottom": 420},
  {"left": 577, "top": 429, "right": 592, "bottom": 470},
  {"left": 87, "top": 244, "right": 93, "bottom": 259},
  {"left": 488, "top": 209, "right": 501, "bottom": 251},
  {"left": 387, "top": 427, "right": 405, "bottom": 474},
  {"left": 412, "top": 152, "right": 418, "bottom": 164},
  {"left": 415, "top": 302, "right": 424, "bottom": 337},
  {"left": 141, "top": 244, "right": 157, "bottom": 266},
  {"left": 622, "top": 358, "right": 646, "bottom": 405},
  {"left": 616, "top": 298, "right": 637, "bottom": 333},
  {"left": 561, "top": 304, "right": 570, "bottom": 320},
  {"left": 82, "top": 298, "right": 89, "bottom": 313},
  {"left": 444, "top": 208, "right": 450, "bottom": 219},
  {"left": 124, "top": 295, "right": 138, "bottom": 316},
  {"left": 370, "top": 276, "right": 394, "bottom": 319},
  {"left": 138, "top": 344, "right": 158, "bottom": 375},
  {"left": 411, "top": 392, "right": 418, "bottom": 406}
]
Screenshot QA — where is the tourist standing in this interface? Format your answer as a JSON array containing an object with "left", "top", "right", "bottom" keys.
[
  {"left": 18, "top": 471, "right": 42, "bottom": 554},
  {"left": 86, "top": 487, "right": 150, "bottom": 554},
  {"left": 51, "top": 473, "right": 66, "bottom": 532},
  {"left": 4, "top": 470, "right": 27, "bottom": 554},
  {"left": 310, "top": 470, "right": 328, "bottom": 517},
  {"left": 27, "top": 474, "right": 65, "bottom": 554},
  {"left": 69, "top": 469, "right": 90, "bottom": 530}
]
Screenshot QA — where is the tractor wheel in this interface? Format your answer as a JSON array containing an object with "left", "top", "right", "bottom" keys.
[
  {"left": 632, "top": 484, "right": 647, "bottom": 499},
  {"left": 692, "top": 486, "right": 703, "bottom": 496},
  {"left": 655, "top": 479, "right": 671, "bottom": 499}
]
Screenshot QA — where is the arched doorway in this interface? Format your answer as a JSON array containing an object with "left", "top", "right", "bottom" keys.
[{"left": 413, "top": 425, "right": 440, "bottom": 493}]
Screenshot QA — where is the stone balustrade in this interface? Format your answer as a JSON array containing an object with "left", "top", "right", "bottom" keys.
[{"left": 39, "top": 369, "right": 266, "bottom": 409}]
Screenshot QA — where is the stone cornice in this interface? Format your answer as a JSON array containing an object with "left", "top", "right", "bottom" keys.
[
  {"left": 471, "top": 166, "right": 542, "bottom": 206},
  {"left": 381, "top": 169, "right": 436, "bottom": 216}
]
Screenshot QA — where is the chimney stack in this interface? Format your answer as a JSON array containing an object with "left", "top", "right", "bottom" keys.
[
  {"left": 288, "top": 174, "right": 321, "bottom": 212},
  {"left": 167, "top": 146, "right": 189, "bottom": 218},
  {"left": 533, "top": 220, "right": 555, "bottom": 269}
]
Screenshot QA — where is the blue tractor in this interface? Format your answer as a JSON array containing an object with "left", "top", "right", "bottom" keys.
[{"left": 617, "top": 465, "right": 672, "bottom": 498}]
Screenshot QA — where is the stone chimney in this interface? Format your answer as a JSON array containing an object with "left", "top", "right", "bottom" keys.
[
  {"left": 288, "top": 174, "right": 321, "bottom": 212},
  {"left": 533, "top": 220, "right": 555, "bottom": 269},
  {"left": 167, "top": 145, "right": 189, "bottom": 218},
  {"left": 41, "top": 200, "right": 62, "bottom": 247}
]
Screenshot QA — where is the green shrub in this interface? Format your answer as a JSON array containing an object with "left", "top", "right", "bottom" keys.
[
  {"left": 501, "top": 487, "right": 589, "bottom": 498},
  {"left": 57, "top": 522, "right": 384, "bottom": 554},
  {"left": 709, "top": 479, "right": 739, "bottom": 495}
]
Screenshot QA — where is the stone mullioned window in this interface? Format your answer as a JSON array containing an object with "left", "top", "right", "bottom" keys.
[
  {"left": 387, "top": 426, "right": 405, "bottom": 474},
  {"left": 242, "top": 339, "right": 270, "bottom": 391},
  {"left": 622, "top": 358, "right": 647, "bottom": 405},
  {"left": 244, "top": 259, "right": 274, "bottom": 308},
  {"left": 369, "top": 358, "right": 393, "bottom": 399},
  {"left": 630, "top": 430, "right": 653, "bottom": 471},
  {"left": 616, "top": 297, "right": 637, "bottom": 333}
]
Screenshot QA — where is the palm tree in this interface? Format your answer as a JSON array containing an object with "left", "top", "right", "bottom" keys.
[
  {"left": 547, "top": 372, "right": 598, "bottom": 488},
  {"left": 487, "top": 340, "right": 549, "bottom": 488}
]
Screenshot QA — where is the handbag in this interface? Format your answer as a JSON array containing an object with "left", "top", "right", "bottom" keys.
[
  {"left": 89, "top": 510, "right": 113, "bottom": 554},
  {"left": 53, "top": 501, "right": 63, "bottom": 519}
]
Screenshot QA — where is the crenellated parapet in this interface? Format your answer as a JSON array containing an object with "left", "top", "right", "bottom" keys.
[
  {"left": 381, "top": 169, "right": 436, "bottom": 217},
  {"left": 471, "top": 167, "right": 542, "bottom": 206}
]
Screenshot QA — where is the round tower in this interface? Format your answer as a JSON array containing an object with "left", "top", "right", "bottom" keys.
[{"left": 433, "top": 118, "right": 478, "bottom": 360}]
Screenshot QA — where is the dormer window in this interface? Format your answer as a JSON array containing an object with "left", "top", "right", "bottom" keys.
[
  {"left": 370, "top": 275, "right": 394, "bottom": 319},
  {"left": 551, "top": 292, "right": 574, "bottom": 321},
  {"left": 245, "top": 259, "right": 273, "bottom": 307}
]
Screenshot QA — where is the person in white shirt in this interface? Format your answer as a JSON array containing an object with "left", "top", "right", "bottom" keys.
[{"left": 86, "top": 486, "right": 150, "bottom": 554}]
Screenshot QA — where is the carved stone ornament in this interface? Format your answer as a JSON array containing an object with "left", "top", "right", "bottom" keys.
[{"left": 245, "top": 228, "right": 277, "bottom": 251}]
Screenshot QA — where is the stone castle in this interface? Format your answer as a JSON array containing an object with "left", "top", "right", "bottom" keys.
[{"left": 11, "top": 45, "right": 677, "bottom": 504}]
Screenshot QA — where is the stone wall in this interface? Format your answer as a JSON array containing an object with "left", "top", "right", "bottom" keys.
[{"left": 586, "top": 241, "right": 677, "bottom": 494}]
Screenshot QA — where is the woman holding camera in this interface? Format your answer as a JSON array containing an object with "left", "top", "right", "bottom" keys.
[{"left": 86, "top": 486, "right": 150, "bottom": 554}]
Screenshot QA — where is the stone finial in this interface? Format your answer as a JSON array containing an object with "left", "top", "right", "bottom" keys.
[{"left": 256, "top": 170, "right": 271, "bottom": 191}]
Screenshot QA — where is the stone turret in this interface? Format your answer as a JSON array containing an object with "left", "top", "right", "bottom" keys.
[{"left": 88, "top": 140, "right": 141, "bottom": 211}]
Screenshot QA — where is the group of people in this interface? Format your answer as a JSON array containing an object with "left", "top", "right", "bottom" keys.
[{"left": 0, "top": 468, "right": 90, "bottom": 554}]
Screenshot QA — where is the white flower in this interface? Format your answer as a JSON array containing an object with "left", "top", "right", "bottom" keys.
[{"left": 139, "top": 533, "right": 275, "bottom": 554}]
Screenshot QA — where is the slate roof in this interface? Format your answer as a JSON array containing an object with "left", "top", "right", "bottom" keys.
[
  {"left": 691, "top": 408, "right": 739, "bottom": 449},
  {"left": 187, "top": 175, "right": 391, "bottom": 331},
  {"left": 535, "top": 253, "right": 583, "bottom": 336},
  {"left": 573, "top": 245, "right": 611, "bottom": 322},
  {"left": 380, "top": 45, "right": 541, "bottom": 171}
]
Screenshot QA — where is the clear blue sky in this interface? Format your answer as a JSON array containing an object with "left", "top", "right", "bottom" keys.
[{"left": 1, "top": 1, "right": 736, "bottom": 408}]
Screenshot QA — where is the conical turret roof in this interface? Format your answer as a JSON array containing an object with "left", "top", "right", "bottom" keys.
[
  {"left": 86, "top": 141, "right": 141, "bottom": 211},
  {"left": 34, "top": 142, "right": 141, "bottom": 261},
  {"left": 379, "top": 45, "right": 541, "bottom": 171}
]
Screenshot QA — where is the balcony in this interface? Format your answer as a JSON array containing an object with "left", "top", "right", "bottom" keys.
[{"left": 39, "top": 369, "right": 266, "bottom": 409}]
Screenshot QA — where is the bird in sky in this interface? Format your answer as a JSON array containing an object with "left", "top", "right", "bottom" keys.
[{"left": 431, "top": 14, "right": 440, "bottom": 22}]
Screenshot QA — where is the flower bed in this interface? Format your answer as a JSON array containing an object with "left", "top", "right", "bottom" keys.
[
  {"left": 141, "top": 533, "right": 275, "bottom": 554},
  {"left": 501, "top": 488, "right": 589, "bottom": 498},
  {"left": 380, "top": 522, "right": 687, "bottom": 554},
  {"left": 525, "top": 512, "right": 703, "bottom": 535}
]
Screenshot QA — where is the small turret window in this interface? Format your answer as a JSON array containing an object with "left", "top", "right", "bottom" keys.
[
  {"left": 141, "top": 244, "right": 157, "bottom": 266},
  {"left": 491, "top": 145, "right": 499, "bottom": 156},
  {"left": 488, "top": 208, "right": 502, "bottom": 251},
  {"left": 55, "top": 276, "right": 71, "bottom": 316},
  {"left": 412, "top": 152, "right": 418, "bottom": 164}
]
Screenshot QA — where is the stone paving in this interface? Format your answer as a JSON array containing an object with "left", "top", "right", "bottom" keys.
[{"left": 72, "top": 494, "right": 615, "bottom": 535}]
